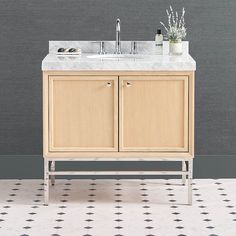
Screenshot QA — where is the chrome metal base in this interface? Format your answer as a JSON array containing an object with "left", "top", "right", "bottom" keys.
[
  {"left": 44, "top": 160, "right": 49, "bottom": 206},
  {"left": 182, "top": 161, "right": 187, "bottom": 185},
  {"left": 50, "top": 161, "right": 55, "bottom": 186},
  {"left": 44, "top": 158, "right": 193, "bottom": 206}
]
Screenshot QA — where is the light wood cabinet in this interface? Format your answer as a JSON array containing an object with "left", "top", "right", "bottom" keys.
[
  {"left": 43, "top": 71, "right": 194, "bottom": 159},
  {"left": 119, "top": 75, "right": 189, "bottom": 152},
  {"left": 47, "top": 75, "right": 118, "bottom": 152}
]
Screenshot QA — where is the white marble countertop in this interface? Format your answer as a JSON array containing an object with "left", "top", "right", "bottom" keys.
[
  {"left": 42, "top": 41, "right": 196, "bottom": 71},
  {"left": 42, "top": 53, "right": 196, "bottom": 71}
]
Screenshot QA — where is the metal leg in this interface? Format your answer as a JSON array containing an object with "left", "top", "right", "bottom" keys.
[
  {"left": 182, "top": 161, "right": 186, "bottom": 185},
  {"left": 188, "top": 159, "right": 193, "bottom": 205},
  {"left": 50, "top": 161, "right": 55, "bottom": 186},
  {"left": 42, "top": 158, "right": 192, "bottom": 205},
  {"left": 44, "top": 159, "right": 49, "bottom": 206}
]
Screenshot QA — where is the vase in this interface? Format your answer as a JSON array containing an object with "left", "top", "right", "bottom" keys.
[{"left": 169, "top": 40, "right": 183, "bottom": 55}]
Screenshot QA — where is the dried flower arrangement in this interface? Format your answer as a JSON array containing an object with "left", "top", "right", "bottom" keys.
[{"left": 160, "top": 6, "right": 187, "bottom": 43}]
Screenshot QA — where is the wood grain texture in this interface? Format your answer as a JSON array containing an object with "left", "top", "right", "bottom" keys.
[
  {"left": 43, "top": 71, "right": 194, "bottom": 159},
  {"left": 48, "top": 75, "right": 118, "bottom": 152},
  {"left": 189, "top": 72, "right": 195, "bottom": 156},
  {"left": 44, "top": 151, "right": 193, "bottom": 159},
  {"left": 43, "top": 72, "right": 49, "bottom": 158},
  {"left": 43, "top": 71, "right": 193, "bottom": 76},
  {"left": 119, "top": 75, "right": 189, "bottom": 152}
]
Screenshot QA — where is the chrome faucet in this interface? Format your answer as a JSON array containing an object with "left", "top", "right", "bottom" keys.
[{"left": 115, "top": 18, "right": 122, "bottom": 54}]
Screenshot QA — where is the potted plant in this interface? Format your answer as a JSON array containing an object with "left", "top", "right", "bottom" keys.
[{"left": 160, "top": 6, "right": 186, "bottom": 55}]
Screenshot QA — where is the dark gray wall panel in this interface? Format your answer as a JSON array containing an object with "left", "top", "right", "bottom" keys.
[{"left": 0, "top": 0, "right": 236, "bottom": 177}]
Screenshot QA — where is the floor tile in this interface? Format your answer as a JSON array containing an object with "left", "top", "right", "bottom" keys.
[{"left": 0, "top": 179, "right": 235, "bottom": 236}]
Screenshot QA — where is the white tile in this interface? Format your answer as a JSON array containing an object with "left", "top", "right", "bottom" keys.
[{"left": 0, "top": 179, "right": 236, "bottom": 236}]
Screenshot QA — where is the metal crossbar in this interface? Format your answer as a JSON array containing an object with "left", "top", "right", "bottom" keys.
[{"left": 44, "top": 159, "right": 193, "bottom": 206}]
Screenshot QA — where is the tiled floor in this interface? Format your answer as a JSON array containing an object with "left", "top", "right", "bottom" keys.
[{"left": 0, "top": 179, "right": 235, "bottom": 236}]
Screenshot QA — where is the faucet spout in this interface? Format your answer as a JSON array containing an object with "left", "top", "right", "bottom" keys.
[
  {"left": 116, "top": 18, "right": 121, "bottom": 32},
  {"left": 115, "top": 18, "right": 122, "bottom": 54}
]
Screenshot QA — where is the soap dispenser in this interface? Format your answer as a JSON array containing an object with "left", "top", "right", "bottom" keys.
[{"left": 155, "top": 29, "right": 163, "bottom": 54}]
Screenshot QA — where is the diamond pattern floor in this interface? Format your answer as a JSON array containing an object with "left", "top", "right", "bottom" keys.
[{"left": 0, "top": 179, "right": 235, "bottom": 236}]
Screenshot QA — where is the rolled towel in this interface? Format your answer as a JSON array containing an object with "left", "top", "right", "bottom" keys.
[{"left": 57, "top": 48, "right": 82, "bottom": 55}]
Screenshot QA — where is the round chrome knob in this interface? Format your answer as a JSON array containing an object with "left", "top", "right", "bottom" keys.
[
  {"left": 106, "top": 82, "right": 112, "bottom": 87},
  {"left": 126, "top": 81, "right": 132, "bottom": 87}
]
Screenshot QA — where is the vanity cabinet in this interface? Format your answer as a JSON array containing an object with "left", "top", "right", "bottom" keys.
[
  {"left": 43, "top": 71, "right": 194, "bottom": 159},
  {"left": 42, "top": 40, "right": 196, "bottom": 205},
  {"left": 119, "top": 75, "right": 188, "bottom": 152},
  {"left": 47, "top": 75, "right": 118, "bottom": 152}
]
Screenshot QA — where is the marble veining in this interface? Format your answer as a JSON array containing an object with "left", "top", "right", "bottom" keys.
[{"left": 42, "top": 41, "right": 196, "bottom": 71}]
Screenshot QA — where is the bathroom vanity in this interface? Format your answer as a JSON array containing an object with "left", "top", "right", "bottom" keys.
[{"left": 42, "top": 41, "right": 196, "bottom": 205}]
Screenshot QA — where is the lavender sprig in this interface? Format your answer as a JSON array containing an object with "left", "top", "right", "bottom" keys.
[{"left": 160, "top": 6, "right": 187, "bottom": 43}]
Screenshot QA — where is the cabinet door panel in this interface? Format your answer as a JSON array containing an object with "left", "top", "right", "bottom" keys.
[
  {"left": 119, "top": 76, "right": 188, "bottom": 152},
  {"left": 49, "top": 76, "right": 118, "bottom": 152}
]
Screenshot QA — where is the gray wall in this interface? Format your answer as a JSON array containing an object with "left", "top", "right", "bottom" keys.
[{"left": 0, "top": 0, "right": 236, "bottom": 178}]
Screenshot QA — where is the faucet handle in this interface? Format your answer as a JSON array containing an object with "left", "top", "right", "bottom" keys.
[
  {"left": 130, "top": 41, "right": 138, "bottom": 54},
  {"left": 98, "top": 41, "right": 106, "bottom": 54},
  {"left": 91, "top": 41, "right": 106, "bottom": 54}
]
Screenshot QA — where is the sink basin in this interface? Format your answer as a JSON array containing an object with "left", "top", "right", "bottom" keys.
[{"left": 86, "top": 54, "right": 145, "bottom": 60}]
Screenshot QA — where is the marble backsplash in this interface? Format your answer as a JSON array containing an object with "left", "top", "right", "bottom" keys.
[{"left": 49, "top": 41, "right": 189, "bottom": 55}]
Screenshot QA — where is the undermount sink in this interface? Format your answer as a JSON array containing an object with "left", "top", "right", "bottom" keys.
[{"left": 86, "top": 54, "right": 145, "bottom": 60}]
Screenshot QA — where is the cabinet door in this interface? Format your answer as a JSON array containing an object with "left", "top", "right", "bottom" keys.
[
  {"left": 119, "top": 75, "right": 189, "bottom": 152},
  {"left": 49, "top": 76, "right": 118, "bottom": 152}
]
